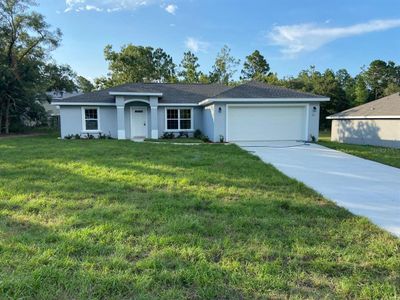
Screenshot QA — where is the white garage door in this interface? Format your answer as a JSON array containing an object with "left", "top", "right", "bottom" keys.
[{"left": 227, "top": 105, "right": 307, "bottom": 141}]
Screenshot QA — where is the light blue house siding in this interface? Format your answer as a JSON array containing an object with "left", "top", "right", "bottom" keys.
[
  {"left": 59, "top": 104, "right": 203, "bottom": 139},
  {"left": 60, "top": 106, "right": 117, "bottom": 138},
  {"left": 157, "top": 106, "right": 203, "bottom": 137},
  {"left": 59, "top": 102, "right": 321, "bottom": 142}
]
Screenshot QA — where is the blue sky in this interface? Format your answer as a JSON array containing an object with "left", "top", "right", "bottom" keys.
[{"left": 37, "top": 0, "right": 400, "bottom": 81}]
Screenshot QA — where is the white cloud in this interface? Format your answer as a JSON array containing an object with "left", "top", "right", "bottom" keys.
[
  {"left": 165, "top": 4, "right": 177, "bottom": 15},
  {"left": 268, "top": 19, "right": 400, "bottom": 57},
  {"left": 185, "top": 37, "right": 209, "bottom": 53},
  {"left": 64, "top": 0, "right": 158, "bottom": 13}
]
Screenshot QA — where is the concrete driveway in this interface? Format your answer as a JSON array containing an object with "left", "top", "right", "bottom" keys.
[{"left": 237, "top": 141, "right": 400, "bottom": 237}]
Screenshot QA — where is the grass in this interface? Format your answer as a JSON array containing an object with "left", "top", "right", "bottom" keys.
[
  {"left": 144, "top": 138, "right": 204, "bottom": 144},
  {"left": 319, "top": 131, "right": 400, "bottom": 169},
  {"left": 0, "top": 135, "right": 399, "bottom": 299}
]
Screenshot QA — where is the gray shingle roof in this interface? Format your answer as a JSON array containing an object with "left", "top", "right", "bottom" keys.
[
  {"left": 213, "top": 81, "right": 328, "bottom": 99},
  {"left": 54, "top": 83, "right": 231, "bottom": 104},
  {"left": 328, "top": 92, "right": 400, "bottom": 119},
  {"left": 53, "top": 81, "right": 327, "bottom": 104}
]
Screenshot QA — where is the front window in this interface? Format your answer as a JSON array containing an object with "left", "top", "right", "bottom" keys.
[
  {"left": 83, "top": 108, "right": 99, "bottom": 131},
  {"left": 166, "top": 108, "right": 192, "bottom": 130}
]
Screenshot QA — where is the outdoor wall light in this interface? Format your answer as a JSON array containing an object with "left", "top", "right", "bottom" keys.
[
  {"left": 312, "top": 106, "right": 317, "bottom": 112},
  {"left": 218, "top": 107, "right": 222, "bottom": 113}
]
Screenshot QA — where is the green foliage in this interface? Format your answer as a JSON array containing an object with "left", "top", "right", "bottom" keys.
[
  {"left": 100, "top": 44, "right": 176, "bottom": 86},
  {"left": 179, "top": 51, "right": 201, "bottom": 83},
  {"left": 240, "top": 50, "right": 270, "bottom": 81},
  {"left": 76, "top": 76, "right": 95, "bottom": 92},
  {"left": 161, "top": 131, "right": 175, "bottom": 139},
  {"left": 0, "top": 0, "right": 62, "bottom": 133},
  {"left": 0, "top": 136, "right": 399, "bottom": 298},
  {"left": 193, "top": 129, "right": 203, "bottom": 139},
  {"left": 362, "top": 60, "right": 400, "bottom": 100},
  {"left": 210, "top": 45, "right": 240, "bottom": 84},
  {"left": 44, "top": 63, "right": 77, "bottom": 93},
  {"left": 354, "top": 75, "right": 369, "bottom": 106}
]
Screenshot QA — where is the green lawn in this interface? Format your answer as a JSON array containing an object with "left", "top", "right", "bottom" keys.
[
  {"left": 0, "top": 136, "right": 399, "bottom": 299},
  {"left": 319, "top": 132, "right": 400, "bottom": 169},
  {"left": 144, "top": 138, "right": 204, "bottom": 144}
]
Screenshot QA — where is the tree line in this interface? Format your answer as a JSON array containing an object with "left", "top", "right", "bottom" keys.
[{"left": 1, "top": 0, "right": 399, "bottom": 133}]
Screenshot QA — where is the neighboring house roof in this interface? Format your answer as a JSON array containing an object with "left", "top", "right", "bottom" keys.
[
  {"left": 53, "top": 81, "right": 328, "bottom": 105},
  {"left": 327, "top": 92, "right": 400, "bottom": 119},
  {"left": 43, "top": 91, "right": 83, "bottom": 115}
]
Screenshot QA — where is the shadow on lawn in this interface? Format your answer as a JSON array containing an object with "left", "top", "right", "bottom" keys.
[{"left": 0, "top": 137, "right": 399, "bottom": 299}]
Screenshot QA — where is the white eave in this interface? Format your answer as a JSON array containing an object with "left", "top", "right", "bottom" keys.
[
  {"left": 51, "top": 102, "right": 115, "bottom": 106},
  {"left": 199, "top": 97, "right": 330, "bottom": 106},
  {"left": 109, "top": 92, "right": 163, "bottom": 97},
  {"left": 327, "top": 115, "right": 400, "bottom": 120}
]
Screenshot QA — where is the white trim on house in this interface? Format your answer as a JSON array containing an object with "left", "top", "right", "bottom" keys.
[
  {"left": 158, "top": 103, "right": 200, "bottom": 107},
  {"left": 199, "top": 97, "right": 329, "bottom": 106},
  {"left": 305, "top": 103, "right": 310, "bottom": 140},
  {"left": 130, "top": 106, "right": 148, "bottom": 139},
  {"left": 200, "top": 98, "right": 330, "bottom": 106},
  {"left": 164, "top": 107, "right": 194, "bottom": 132},
  {"left": 81, "top": 107, "right": 101, "bottom": 133},
  {"left": 327, "top": 115, "right": 400, "bottom": 120},
  {"left": 225, "top": 103, "right": 309, "bottom": 142},
  {"left": 53, "top": 102, "right": 114, "bottom": 106},
  {"left": 109, "top": 92, "right": 163, "bottom": 97},
  {"left": 124, "top": 99, "right": 150, "bottom": 105}
]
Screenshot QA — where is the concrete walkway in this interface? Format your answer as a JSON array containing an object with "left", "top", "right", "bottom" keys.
[{"left": 237, "top": 141, "right": 400, "bottom": 237}]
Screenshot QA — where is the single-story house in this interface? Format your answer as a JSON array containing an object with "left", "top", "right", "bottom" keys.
[
  {"left": 53, "top": 81, "right": 329, "bottom": 142},
  {"left": 327, "top": 92, "right": 400, "bottom": 148}
]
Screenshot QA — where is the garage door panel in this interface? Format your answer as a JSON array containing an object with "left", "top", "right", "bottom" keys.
[{"left": 227, "top": 105, "right": 307, "bottom": 141}]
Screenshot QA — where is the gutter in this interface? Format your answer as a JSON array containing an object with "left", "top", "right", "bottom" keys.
[
  {"left": 199, "top": 97, "right": 330, "bottom": 106},
  {"left": 327, "top": 115, "right": 400, "bottom": 120}
]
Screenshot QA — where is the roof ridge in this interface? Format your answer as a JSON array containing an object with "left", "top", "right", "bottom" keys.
[{"left": 212, "top": 80, "right": 327, "bottom": 99}]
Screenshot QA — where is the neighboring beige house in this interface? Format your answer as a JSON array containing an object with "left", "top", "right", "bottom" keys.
[{"left": 327, "top": 92, "right": 400, "bottom": 148}]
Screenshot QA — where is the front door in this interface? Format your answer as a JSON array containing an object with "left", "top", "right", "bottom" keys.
[{"left": 131, "top": 107, "right": 148, "bottom": 138}]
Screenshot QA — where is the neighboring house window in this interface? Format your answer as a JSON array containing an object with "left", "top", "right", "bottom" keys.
[
  {"left": 82, "top": 107, "right": 99, "bottom": 131},
  {"left": 166, "top": 108, "right": 192, "bottom": 130}
]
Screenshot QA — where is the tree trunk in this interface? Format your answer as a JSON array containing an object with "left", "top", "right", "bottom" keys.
[{"left": 4, "top": 98, "right": 10, "bottom": 134}]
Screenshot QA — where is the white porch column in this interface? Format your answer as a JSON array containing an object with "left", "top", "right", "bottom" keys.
[
  {"left": 150, "top": 96, "right": 159, "bottom": 139},
  {"left": 116, "top": 96, "right": 126, "bottom": 140}
]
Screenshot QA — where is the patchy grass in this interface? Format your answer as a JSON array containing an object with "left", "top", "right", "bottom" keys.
[
  {"left": 319, "top": 140, "right": 400, "bottom": 169},
  {"left": 0, "top": 135, "right": 399, "bottom": 299}
]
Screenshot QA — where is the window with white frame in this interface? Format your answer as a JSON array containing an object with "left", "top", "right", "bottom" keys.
[
  {"left": 83, "top": 108, "right": 99, "bottom": 131},
  {"left": 166, "top": 108, "right": 192, "bottom": 130}
]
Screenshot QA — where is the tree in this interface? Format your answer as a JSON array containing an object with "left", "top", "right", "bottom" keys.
[
  {"left": 178, "top": 51, "right": 201, "bottom": 83},
  {"left": 335, "top": 69, "right": 355, "bottom": 102},
  {"left": 152, "top": 48, "right": 177, "bottom": 82},
  {"left": 77, "top": 76, "right": 95, "bottom": 92},
  {"left": 0, "top": 0, "right": 61, "bottom": 133},
  {"left": 240, "top": 50, "right": 270, "bottom": 81},
  {"left": 210, "top": 45, "right": 240, "bottom": 84},
  {"left": 354, "top": 75, "right": 368, "bottom": 106},
  {"left": 44, "top": 63, "right": 77, "bottom": 93},
  {"left": 384, "top": 82, "right": 400, "bottom": 96},
  {"left": 362, "top": 60, "right": 391, "bottom": 100},
  {"left": 100, "top": 44, "right": 176, "bottom": 86}
]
